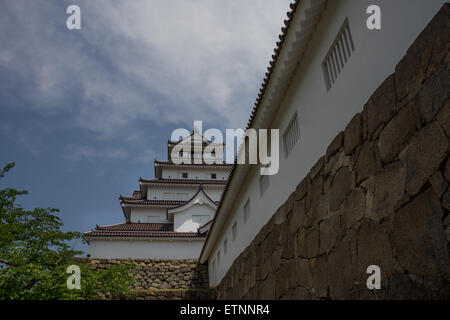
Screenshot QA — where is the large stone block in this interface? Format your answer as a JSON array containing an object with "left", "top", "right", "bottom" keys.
[
  {"left": 368, "top": 161, "right": 406, "bottom": 223},
  {"left": 288, "top": 258, "right": 312, "bottom": 290},
  {"left": 364, "top": 75, "right": 397, "bottom": 137},
  {"left": 357, "top": 221, "right": 393, "bottom": 289},
  {"left": 304, "top": 228, "right": 320, "bottom": 258},
  {"left": 393, "top": 189, "right": 449, "bottom": 276},
  {"left": 294, "top": 175, "right": 309, "bottom": 201},
  {"left": 342, "top": 188, "right": 366, "bottom": 229},
  {"left": 327, "top": 237, "right": 355, "bottom": 299},
  {"left": 395, "top": 3, "right": 450, "bottom": 101},
  {"left": 326, "top": 131, "right": 343, "bottom": 159},
  {"left": 378, "top": 103, "right": 417, "bottom": 163},
  {"left": 276, "top": 262, "right": 290, "bottom": 299},
  {"left": 310, "top": 256, "right": 329, "bottom": 298},
  {"left": 344, "top": 112, "right": 363, "bottom": 155},
  {"left": 355, "top": 141, "right": 381, "bottom": 185},
  {"left": 413, "top": 65, "right": 450, "bottom": 125},
  {"left": 319, "top": 212, "right": 341, "bottom": 255},
  {"left": 330, "top": 167, "right": 351, "bottom": 211},
  {"left": 429, "top": 171, "right": 448, "bottom": 198},
  {"left": 289, "top": 199, "right": 307, "bottom": 235},
  {"left": 437, "top": 99, "right": 450, "bottom": 138},
  {"left": 399, "top": 121, "right": 449, "bottom": 196},
  {"left": 306, "top": 175, "right": 322, "bottom": 212}
]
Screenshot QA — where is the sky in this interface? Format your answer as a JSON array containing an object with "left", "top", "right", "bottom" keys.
[{"left": 0, "top": 0, "right": 292, "bottom": 253}]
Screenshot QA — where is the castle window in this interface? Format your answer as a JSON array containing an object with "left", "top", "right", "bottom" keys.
[
  {"left": 211, "top": 173, "right": 217, "bottom": 179},
  {"left": 182, "top": 172, "right": 188, "bottom": 178},
  {"left": 232, "top": 222, "right": 237, "bottom": 241},
  {"left": 283, "top": 113, "right": 300, "bottom": 157},
  {"left": 322, "top": 18, "right": 355, "bottom": 90},
  {"left": 243, "top": 199, "right": 250, "bottom": 223}
]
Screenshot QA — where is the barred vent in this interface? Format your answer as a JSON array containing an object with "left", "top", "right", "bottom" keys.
[
  {"left": 283, "top": 113, "right": 300, "bottom": 157},
  {"left": 322, "top": 18, "right": 355, "bottom": 90}
]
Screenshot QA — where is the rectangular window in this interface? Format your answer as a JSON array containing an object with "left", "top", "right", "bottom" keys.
[
  {"left": 259, "top": 174, "right": 270, "bottom": 196},
  {"left": 232, "top": 222, "right": 237, "bottom": 241},
  {"left": 223, "top": 238, "right": 228, "bottom": 255},
  {"left": 211, "top": 173, "right": 217, "bottom": 179},
  {"left": 283, "top": 113, "right": 300, "bottom": 157},
  {"left": 243, "top": 200, "right": 250, "bottom": 223},
  {"left": 182, "top": 172, "right": 188, "bottom": 178},
  {"left": 322, "top": 18, "right": 355, "bottom": 90}
]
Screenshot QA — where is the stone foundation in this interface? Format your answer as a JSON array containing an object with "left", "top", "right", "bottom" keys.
[
  {"left": 215, "top": 4, "right": 450, "bottom": 300},
  {"left": 79, "top": 258, "right": 213, "bottom": 300}
]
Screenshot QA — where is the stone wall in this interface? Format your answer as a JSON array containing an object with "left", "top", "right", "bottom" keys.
[
  {"left": 81, "top": 258, "right": 213, "bottom": 300},
  {"left": 216, "top": 4, "right": 450, "bottom": 300}
]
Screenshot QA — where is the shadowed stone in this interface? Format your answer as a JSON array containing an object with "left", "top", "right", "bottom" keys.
[
  {"left": 330, "top": 167, "right": 351, "bottom": 211},
  {"left": 306, "top": 175, "right": 322, "bottom": 211},
  {"left": 310, "top": 256, "right": 329, "bottom": 298},
  {"left": 368, "top": 161, "right": 406, "bottom": 223},
  {"left": 342, "top": 188, "right": 366, "bottom": 229},
  {"left": 395, "top": 3, "right": 450, "bottom": 101},
  {"left": 429, "top": 171, "right": 448, "bottom": 198},
  {"left": 446, "top": 159, "right": 450, "bottom": 182},
  {"left": 437, "top": 100, "right": 450, "bottom": 137},
  {"left": 288, "top": 258, "right": 312, "bottom": 289},
  {"left": 394, "top": 189, "right": 449, "bottom": 276},
  {"left": 326, "top": 132, "right": 344, "bottom": 159},
  {"left": 304, "top": 228, "right": 320, "bottom": 258},
  {"left": 319, "top": 212, "right": 340, "bottom": 255},
  {"left": 327, "top": 237, "right": 355, "bottom": 299},
  {"left": 443, "top": 190, "right": 450, "bottom": 211},
  {"left": 294, "top": 175, "right": 309, "bottom": 201},
  {"left": 344, "top": 113, "right": 363, "bottom": 155},
  {"left": 399, "top": 121, "right": 449, "bottom": 196},
  {"left": 413, "top": 65, "right": 450, "bottom": 125},
  {"left": 364, "top": 75, "right": 397, "bottom": 137},
  {"left": 357, "top": 221, "right": 393, "bottom": 289},
  {"left": 310, "top": 156, "right": 325, "bottom": 179},
  {"left": 276, "top": 263, "right": 290, "bottom": 298},
  {"left": 378, "top": 103, "right": 417, "bottom": 163},
  {"left": 355, "top": 141, "right": 381, "bottom": 185}
]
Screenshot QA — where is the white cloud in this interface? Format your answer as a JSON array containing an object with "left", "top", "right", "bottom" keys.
[{"left": 1, "top": 0, "right": 292, "bottom": 142}]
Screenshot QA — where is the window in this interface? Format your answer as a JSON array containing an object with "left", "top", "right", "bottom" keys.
[
  {"left": 211, "top": 173, "right": 217, "bottom": 179},
  {"left": 283, "top": 113, "right": 300, "bottom": 157},
  {"left": 232, "top": 222, "right": 237, "bottom": 241},
  {"left": 182, "top": 172, "right": 188, "bottom": 178},
  {"left": 322, "top": 18, "right": 355, "bottom": 90},
  {"left": 243, "top": 200, "right": 250, "bottom": 223},
  {"left": 259, "top": 174, "right": 269, "bottom": 196},
  {"left": 223, "top": 238, "right": 228, "bottom": 255}
]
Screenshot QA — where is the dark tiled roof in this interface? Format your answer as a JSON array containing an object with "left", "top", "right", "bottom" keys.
[
  {"left": 120, "top": 197, "right": 186, "bottom": 206},
  {"left": 154, "top": 160, "right": 233, "bottom": 167},
  {"left": 139, "top": 178, "right": 227, "bottom": 185},
  {"left": 84, "top": 230, "right": 205, "bottom": 238},
  {"left": 84, "top": 223, "right": 206, "bottom": 238},
  {"left": 96, "top": 222, "right": 173, "bottom": 232},
  {"left": 246, "top": 0, "right": 300, "bottom": 130}
]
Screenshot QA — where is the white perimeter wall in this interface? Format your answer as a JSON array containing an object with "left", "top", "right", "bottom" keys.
[
  {"left": 208, "top": 0, "right": 448, "bottom": 286},
  {"left": 88, "top": 239, "right": 205, "bottom": 259}
]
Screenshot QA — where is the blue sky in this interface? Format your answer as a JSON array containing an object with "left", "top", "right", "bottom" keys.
[{"left": 0, "top": 0, "right": 291, "bottom": 253}]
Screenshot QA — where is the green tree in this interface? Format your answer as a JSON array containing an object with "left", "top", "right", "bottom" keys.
[{"left": 0, "top": 163, "right": 135, "bottom": 299}]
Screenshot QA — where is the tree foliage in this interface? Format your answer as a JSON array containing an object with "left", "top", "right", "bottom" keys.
[{"left": 0, "top": 163, "right": 135, "bottom": 299}]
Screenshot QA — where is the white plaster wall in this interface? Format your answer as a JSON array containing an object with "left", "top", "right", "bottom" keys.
[
  {"left": 130, "top": 207, "right": 168, "bottom": 223},
  {"left": 147, "top": 185, "right": 224, "bottom": 202},
  {"left": 208, "top": 0, "right": 448, "bottom": 286},
  {"left": 173, "top": 203, "right": 215, "bottom": 232},
  {"left": 162, "top": 167, "right": 230, "bottom": 181},
  {"left": 88, "top": 239, "right": 205, "bottom": 259}
]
